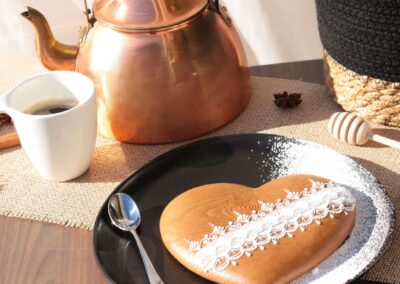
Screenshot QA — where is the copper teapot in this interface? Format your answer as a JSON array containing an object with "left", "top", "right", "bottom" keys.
[{"left": 22, "top": 0, "right": 250, "bottom": 144}]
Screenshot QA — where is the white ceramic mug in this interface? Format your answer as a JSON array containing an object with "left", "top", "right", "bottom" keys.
[{"left": 0, "top": 71, "right": 97, "bottom": 181}]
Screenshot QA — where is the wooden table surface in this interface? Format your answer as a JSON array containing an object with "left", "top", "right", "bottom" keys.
[{"left": 0, "top": 60, "right": 383, "bottom": 284}]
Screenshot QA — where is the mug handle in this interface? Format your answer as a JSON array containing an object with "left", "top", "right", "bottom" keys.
[{"left": 0, "top": 95, "right": 20, "bottom": 150}]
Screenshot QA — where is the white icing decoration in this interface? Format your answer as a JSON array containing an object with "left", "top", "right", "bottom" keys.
[{"left": 187, "top": 180, "right": 356, "bottom": 272}]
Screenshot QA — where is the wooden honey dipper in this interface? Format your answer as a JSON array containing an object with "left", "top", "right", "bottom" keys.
[{"left": 328, "top": 112, "right": 400, "bottom": 149}]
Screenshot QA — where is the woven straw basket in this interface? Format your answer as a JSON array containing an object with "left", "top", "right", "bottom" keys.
[{"left": 324, "top": 51, "right": 400, "bottom": 127}]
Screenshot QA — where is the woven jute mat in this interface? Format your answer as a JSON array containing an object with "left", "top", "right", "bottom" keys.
[{"left": 0, "top": 55, "right": 399, "bottom": 282}]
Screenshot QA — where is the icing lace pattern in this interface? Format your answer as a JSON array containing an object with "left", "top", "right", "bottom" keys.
[{"left": 188, "top": 180, "right": 356, "bottom": 272}]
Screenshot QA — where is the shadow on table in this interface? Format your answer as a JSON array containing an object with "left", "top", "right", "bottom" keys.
[
  {"left": 69, "top": 113, "right": 400, "bottom": 187},
  {"left": 217, "top": 80, "right": 340, "bottom": 132},
  {"left": 74, "top": 142, "right": 175, "bottom": 183}
]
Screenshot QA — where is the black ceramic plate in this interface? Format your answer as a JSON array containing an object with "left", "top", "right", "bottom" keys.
[{"left": 93, "top": 134, "right": 394, "bottom": 284}]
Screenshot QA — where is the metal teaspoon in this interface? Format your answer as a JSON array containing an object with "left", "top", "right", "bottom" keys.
[{"left": 108, "top": 193, "right": 164, "bottom": 284}]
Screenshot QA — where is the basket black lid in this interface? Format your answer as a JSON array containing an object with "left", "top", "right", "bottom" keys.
[{"left": 316, "top": 0, "right": 400, "bottom": 82}]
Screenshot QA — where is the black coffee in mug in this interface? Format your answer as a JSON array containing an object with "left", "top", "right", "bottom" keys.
[{"left": 24, "top": 98, "right": 79, "bottom": 115}]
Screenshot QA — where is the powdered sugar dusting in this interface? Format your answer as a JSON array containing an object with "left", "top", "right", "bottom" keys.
[{"left": 248, "top": 136, "right": 394, "bottom": 284}]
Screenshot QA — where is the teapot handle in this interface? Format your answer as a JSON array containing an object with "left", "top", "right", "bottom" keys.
[
  {"left": 209, "top": 0, "right": 232, "bottom": 26},
  {"left": 78, "top": 0, "right": 95, "bottom": 47},
  {"left": 82, "top": 0, "right": 91, "bottom": 24}
]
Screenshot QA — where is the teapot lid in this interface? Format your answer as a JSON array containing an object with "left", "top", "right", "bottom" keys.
[{"left": 93, "top": 0, "right": 209, "bottom": 31}]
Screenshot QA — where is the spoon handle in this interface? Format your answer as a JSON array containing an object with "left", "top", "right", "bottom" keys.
[{"left": 131, "top": 230, "right": 164, "bottom": 284}]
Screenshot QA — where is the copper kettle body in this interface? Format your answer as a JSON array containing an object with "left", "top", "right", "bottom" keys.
[{"left": 22, "top": 0, "right": 251, "bottom": 144}]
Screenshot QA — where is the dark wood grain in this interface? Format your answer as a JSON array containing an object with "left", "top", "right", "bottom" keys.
[
  {"left": 0, "top": 216, "right": 106, "bottom": 284},
  {"left": 0, "top": 59, "right": 385, "bottom": 284}
]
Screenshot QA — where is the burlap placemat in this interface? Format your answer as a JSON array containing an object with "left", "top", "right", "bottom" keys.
[{"left": 0, "top": 55, "right": 399, "bottom": 282}]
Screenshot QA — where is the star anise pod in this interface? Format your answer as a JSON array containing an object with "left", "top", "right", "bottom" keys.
[
  {"left": 0, "top": 113, "right": 11, "bottom": 126},
  {"left": 274, "top": 91, "right": 302, "bottom": 108}
]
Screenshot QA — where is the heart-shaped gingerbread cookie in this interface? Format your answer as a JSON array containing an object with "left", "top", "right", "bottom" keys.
[{"left": 160, "top": 174, "right": 355, "bottom": 284}]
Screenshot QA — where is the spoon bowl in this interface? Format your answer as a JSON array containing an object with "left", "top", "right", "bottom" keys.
[{"left": 108, "top": 193, "right": 141, "bottom": 231}]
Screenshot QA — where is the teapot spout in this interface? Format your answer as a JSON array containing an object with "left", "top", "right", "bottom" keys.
[{"left": 21, "top": 7, "right": 78, "bottom": 71}]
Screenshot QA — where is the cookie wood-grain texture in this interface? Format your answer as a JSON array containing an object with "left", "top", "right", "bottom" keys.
[{"left": 160, "top": 175, "right": 355, "bottom": 284}]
